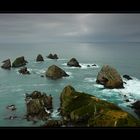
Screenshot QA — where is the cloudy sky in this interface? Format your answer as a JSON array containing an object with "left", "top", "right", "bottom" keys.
[{"left": 0, "top": 14, "right": 140, "bottom": 43}]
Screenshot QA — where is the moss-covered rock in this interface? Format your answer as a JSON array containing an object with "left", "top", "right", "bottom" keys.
[
  {"left": 96, "top": 65, "right": 124, "bottom": 89},
  {"left": 25, "top": 91, "right": 53, "bottom": 121},
  {"left": 45, "top": 65, "right": 69, "bottom": 79},
  {"left": 12, "top": 56, "right": 28, "bottom": 68},
  {"left": 60, "top": 85, "right": 140, "bottom": 127}
]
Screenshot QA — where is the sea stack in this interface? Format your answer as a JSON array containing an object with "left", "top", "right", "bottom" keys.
[
  {"left": 25, "top": 91, "right": 53, "bottom": 121},
  {"left": 12, "top": 56, "right": 28, "bottom": 68},
  {"left": 18, "top": 67, "right": 30, "bottom": 74},
  {"left": 36, "top": 54, "right": 44, "bottom": 62},
  {"left": 96, "top": 65, "right": 124, "bottom": 89},
  {"left": 45, "top": 65, "right": 69, "bottom": 79},
  {"left": 1, "top": 59, "right": 11, "bottom": 69},
  {"left": 67, "top": 58, "right": 81, "bottom": 67},
  {"left": 47, "top": 53, "right": 58, "bottom": 59}
]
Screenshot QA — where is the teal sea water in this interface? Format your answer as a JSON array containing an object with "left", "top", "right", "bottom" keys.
[{"left": 0, "top": 42, "right": 140, "bottom": 126}]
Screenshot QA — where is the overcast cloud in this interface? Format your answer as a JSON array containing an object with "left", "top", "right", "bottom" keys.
[{"left": 0, "top": 14, "right": 140, "bottom": 43}]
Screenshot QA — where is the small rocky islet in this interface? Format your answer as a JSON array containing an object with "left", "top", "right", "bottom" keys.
[{"left": 1, "top": 54, "right": 140, "bottom": 127}]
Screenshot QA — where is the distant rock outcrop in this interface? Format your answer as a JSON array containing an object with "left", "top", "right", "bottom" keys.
[
  {"left": 45, "top": 65, "right": 69, "bottom": 79},
  {"left": 1, "top": 59, "right": 11, "bottom": 69},
  {"left": 36, "top": 54, "right": 44, "bottom": 62},
  {"left": 123, "top": 75, "right": 132, "bottom": 80},
  {"left": 47, "top": 53, "right": 58, "bottom": 59},
  {"left": 18, "top": 67, "right": 30, "bottom": 74},
  {"left": 25, "top": 91, "right": 53, "bottom": 121},
  {"left": 96, "top": 65, "right": 124, "bottom": 89},
  {"left": 67, "top": 58, "right": 81, "bottom": 67},
  {"left": 60, "top": 85, "right": 140, "bottom": 127},
  {"left": 12, "top": 56, "right": 28, "bottom": 68}
]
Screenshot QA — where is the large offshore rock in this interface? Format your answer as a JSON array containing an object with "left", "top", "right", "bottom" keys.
[
  {"left": 45, "top": 65, "right": 69, "bottom": 79},
  {"left": 25, "top": 91, "right": 53, "bottom": 121},
  {"left": 67, "top": 58, "right": 81, "bottom": 67},
  {"left": 47, "top": 53, "right": 58, "bottom": 59},
  {"left": 60, "top": 85, "right": 140, "bottom": 127},
  {"left": 36, "top": 54, "right": 44, "bottom": 62},
  {"left": 1, "top": 59, "right": 11, "bottom": 69},
  {"left": 96, "top": 65, "right": 124, "bottom": 89},
  {"left": 12, "top": 56, "right": 28, "bottom": 68}
]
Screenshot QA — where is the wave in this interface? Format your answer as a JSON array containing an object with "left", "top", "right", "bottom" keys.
[
  {"left": 51, "top": 109, "right": 61, "bottom": 119},
  {"left": 62, "top": 63, "right": 99, "bottom": 69},
  {"left": 84, "top": 77, "right": 96, "bottom": 83}
]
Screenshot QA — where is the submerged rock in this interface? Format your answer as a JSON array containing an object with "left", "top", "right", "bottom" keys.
[
  {"left": 12, "top": 56, "right": 28, "bottom": 68},
  {"left": 18, "top": 67, "right": 30, "bottom": 74},
  {"left": 45, "top": 65, "right": 69, "bottom": 79},
  {"left": 25, "top": 91, "right": 53, "bottom": 121},
  {"left": 96, "top": 65, "right": 124, "bottom": 89},
  {"left": 36, "top": 54, "right": 44, "bottom": 62},
  {"left": 47, "top": 53, "right": 58, "bottom": 59},
  {"left": 123, "top": 75, "right": 132, "bottom": 80},
  {"left": 67, "top": 58, "right": 81, "bottom": 67},
  {"left": 1, "top": 59, "right": 11, "bottom": 69},
  {"left": 6, "top": 104, "right": 16, "bottom": 111},
  {"left": 60, "top": 85, "right": 140, "bottom": 127}
]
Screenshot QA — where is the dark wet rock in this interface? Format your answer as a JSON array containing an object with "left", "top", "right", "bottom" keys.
[
  {"left": 131, "top": 101, "right": 140, "bottom": 117},
  {"left": 60, "top": 85, "right": 140, "bottom": 127},
  {"left": 92, "top": 64, "right": 97, "bottom": 66},
  {"left": 40, "top": 75, "right": 44, "bottom": 77},
  {"left": 36, "top": 54, "right": 44, "bottom": 62},
  {"left": 6, "top": 104, "right": 16, "bottom": 111},
  {"left": 18, "top": 67, "right": 30, "bottom": 74},
  {"left": 123, "top": 82, "right": 127, "bottom": 84},
  {"left": 42, "top": 120, "right": 63, "bottom": 127},
  {"left": 67, "top": 58, "right": 81, "bottom": 67},
  {"left": 125, "top": 99, "right": 130, "bottom": 102},
  {"left": 25, "top": 91, "right": 53, "bottom": 121},
  {"left": 123, "top": 75, "right": 133, "bottom": 80},
  {"left": 45, "top": 65, "right": 69, "bottom": 80},
  {"left": 12, "top": 56, "right": 28, "bottom": 68},
  {"left": 47, "top": 53, "right": 58, "bottom": 59},
  {"left": 96, "top": 65, "right": 124, "bottom": 89},
  {"left": 5, "top": 115, "right": 18, "bottom": 120},
  {"left": 1, "top": 59, "right": 11, "bottom": 69},
  {"left": 87, "top": 65, "right": 90, "bottom": 67},
  {"left": 132, "top": 101, "right": 140, "bottom": 109}
]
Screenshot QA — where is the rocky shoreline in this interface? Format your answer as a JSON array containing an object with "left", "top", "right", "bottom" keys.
[{"left": 1, "top": 54, "right": 140, "bottom": 127}]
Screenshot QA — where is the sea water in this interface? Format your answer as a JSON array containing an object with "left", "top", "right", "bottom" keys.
[{"left": 0, "top": 42, "right": 140, "bottom": 126}]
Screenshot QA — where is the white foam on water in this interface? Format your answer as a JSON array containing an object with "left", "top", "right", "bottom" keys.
[
  {"left": 32, "top": 83, "right": 48, "bottom": 87},
  {"left": 84, "top": 77, "right": 96, "bottom": 83},
  {"left": 80, "top": 63, "right": 99, "bottom": 69},
  {"left": 51, "top": 109, "right": 60, "bottom": 118},
  {"left": 62, "top": 63, "right": 67, "bottom": 66},
  {"left": 93, "top": 84, "right": 104, "bottom": 88},
  {"left": 119, "top": 77, "right": 140, "bottom": 100}
]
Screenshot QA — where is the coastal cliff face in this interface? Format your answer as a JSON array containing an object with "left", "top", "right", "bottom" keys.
[
  {"left": 60, "top": 85, "right": 140, "bottom": 127},
  {"left": 96, "top": 65, "right": 124, "bottom": 89}
]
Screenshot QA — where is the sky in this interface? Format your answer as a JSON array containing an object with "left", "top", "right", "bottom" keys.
[{"left": 0, "top": 14, "right": 140, "bottom": 43}]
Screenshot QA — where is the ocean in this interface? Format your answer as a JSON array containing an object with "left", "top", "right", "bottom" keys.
[{"left": 0, "top": 42, "right": 140, "bottom": 126}]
